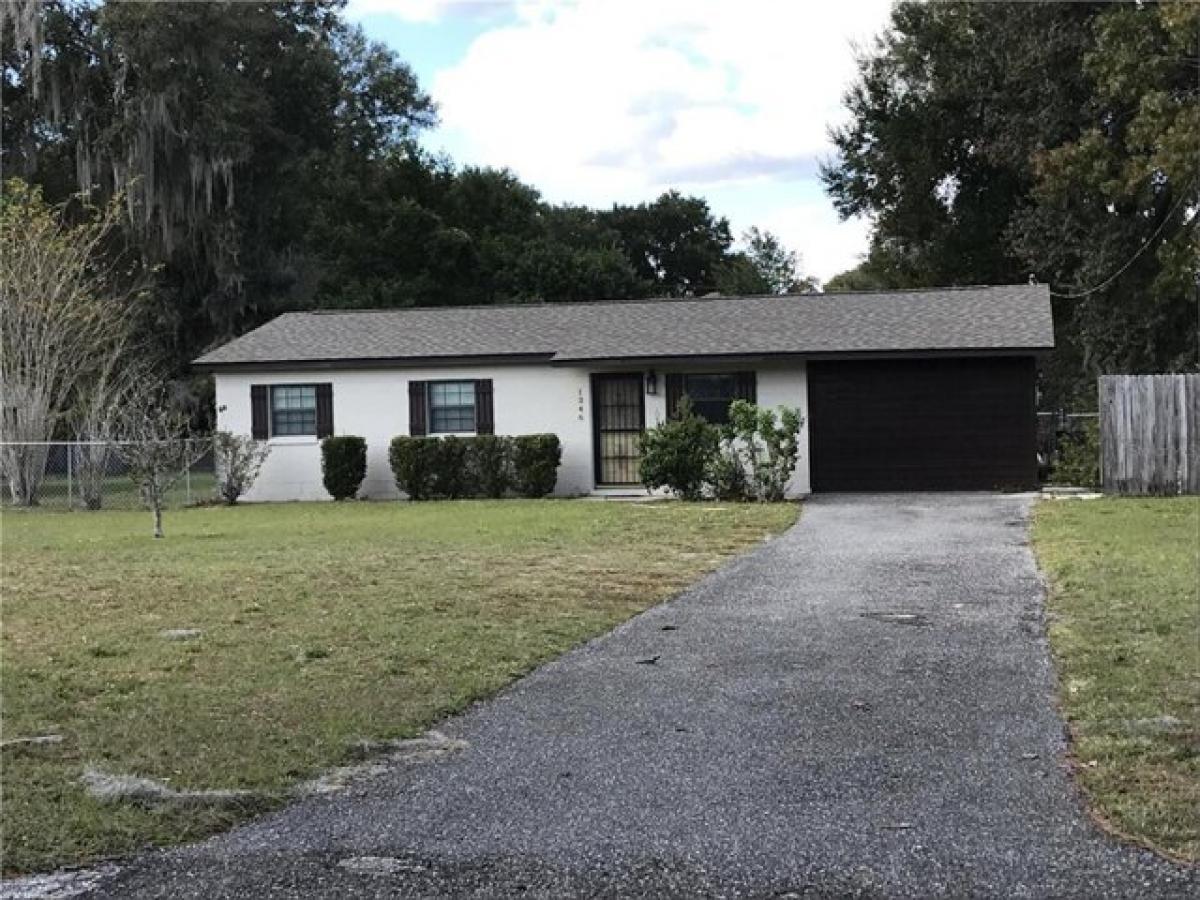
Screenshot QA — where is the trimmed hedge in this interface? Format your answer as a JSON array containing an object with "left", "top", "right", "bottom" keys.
[
  {"left": 388, "top": 433, "right": 560, "bottom": 500},
  {"left": 469, "top": 434, "right": 510, "bottom": 498},
  {"left": 512, "top": 434, "right": 561, "bottom": 498},
  {"left": 388, "top": 436, "right": 438, "bottom": 500},
  {"left": 321, "top": 436, "right": 367, "bottom": 500},
  {"left": 432, "top": 436, "right": 471, "bottom": 499}
]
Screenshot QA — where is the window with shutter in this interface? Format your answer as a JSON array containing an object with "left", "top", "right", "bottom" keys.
[
  {"left": 270, "top": 385, "right": 318, "bottom": 436},
  {"left": 427, "top": 381, "right": 477, "bottom": 433}
]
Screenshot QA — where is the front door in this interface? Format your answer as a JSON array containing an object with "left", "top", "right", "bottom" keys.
[{"left": 592, "top": 373, "right": 645, "bottom": 486}]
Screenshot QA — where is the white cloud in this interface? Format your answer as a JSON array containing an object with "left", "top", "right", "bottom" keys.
[
  {"left": 425, "top": 0, "right": 890, "bottom": 278},
  {"left": 353, "top": 0, "right": 891, "bottom": 279},
  {"left": 432, "top": 0, "right": 888, "bottom": 193},
  {"left": 747, "top": 202, "right": 874, "bottom": 286},
  {"left": 346, "top": 0, "right": 511, "bottom": 24}
]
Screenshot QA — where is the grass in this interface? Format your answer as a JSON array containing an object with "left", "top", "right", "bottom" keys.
[
  {"left": 0, "top": 499, "right": 797, "bottom": 874},
  {"left": 1033, "top": 497, "right": 1199, "bottom": 861}
]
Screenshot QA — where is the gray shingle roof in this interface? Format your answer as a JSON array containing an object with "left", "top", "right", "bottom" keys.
[{"left": 193, "top": 284, "right": 1054, "bottom": 368}]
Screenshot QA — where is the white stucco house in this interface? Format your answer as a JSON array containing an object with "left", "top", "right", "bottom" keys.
[{"left": 194, "top": 284, "right": 1054, "bottom": 500}]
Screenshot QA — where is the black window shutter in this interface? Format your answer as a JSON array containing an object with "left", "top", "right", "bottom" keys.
[
  {"left": 735, "top": 371, "right": 757, "bottom": 403},
  {"left": 666, "top": 374, "right": 684, "bottom": 418},
  {"left": 251, "top": 385, "right": 269, "bottom": 439},
  {"left": 315, "top": 383, "right": 334, "bottom": 438},
  {"left": 408, "top": 381, "right": 427, "bottom": 436},
  {"left": 475, "top": 379, "right": 494, "bottom": 434}
]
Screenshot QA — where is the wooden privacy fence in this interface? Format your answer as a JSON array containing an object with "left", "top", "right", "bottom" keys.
[{"left": 1099, "top": 374, "right": 1200, "bottom": 495}]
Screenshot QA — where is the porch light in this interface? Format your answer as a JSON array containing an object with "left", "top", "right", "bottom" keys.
[{"left": 645, "top": 370, "right": 657, "bottom": 395}]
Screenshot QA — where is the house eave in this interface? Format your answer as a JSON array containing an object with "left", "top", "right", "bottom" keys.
[
  {"left": 191, "top": 352, "right": 557, "bottom": 373},
  {"left": 547, "top": 346, "right": 1055, "bottom": 367}
]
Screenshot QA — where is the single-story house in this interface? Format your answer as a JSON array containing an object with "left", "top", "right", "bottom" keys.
[{"left": 194, "top": 283, "right": 1054, "bottom": 500}]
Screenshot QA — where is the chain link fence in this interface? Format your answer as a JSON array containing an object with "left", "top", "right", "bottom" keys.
[{"left": 0, "top": 441, "right": 216, "bottom": 511}]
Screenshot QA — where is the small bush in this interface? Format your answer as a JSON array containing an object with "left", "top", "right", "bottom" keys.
[
  {"left": 321, "top": 436, "right": 367, "bottom": 500},
  {"left": 389, "top": 436, "right": 439, "bottom": 500},
  {"left": 638, "top": 397, "right": 718, "bottom": 500},
  {"left": 468, "top": 435, "right": 510, "bottom": 498},
  {"left": 1050, "top": 419, "right": 1100, "bottom": 489},
  {"left": 719, "top": 401, "right": 803, "bottom": 502},
  {"left": 432, "top": 435, "right": 472, "bottom": 498},
  {"left": 708, "top": 443, "right": 749, "bottom": 501},
  {"left": 511, "top": 434, "right": 562, "bottom": 498},
  {"left": 213, "top": 431, "right": 270, "bottom": 505}
]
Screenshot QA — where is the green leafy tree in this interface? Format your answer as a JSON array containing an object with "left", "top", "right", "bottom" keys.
[
  {"left": 821, "top": 0, "right": 1198, "bottom": 407},
  {"left": 3, "top": 0, "right": 435, "bottom": 360},
  {"left": 604, "top": 191, "right": 733, "bottom": 296},
  {"left": 823, "top": 256, "right": 907, "bottom": 292},
  {"left": 721, "top": 228, "right": 818, "bottom": 295},
  {"left": 1007, "top": 2, "right": 1199, "bottom": 395}
]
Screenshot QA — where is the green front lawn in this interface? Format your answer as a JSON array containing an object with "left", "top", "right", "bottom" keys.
[
  {"left": 0, "top": 499, "right": 797, "bottom": 874},
  {"left": 1033, "top": 497, "right": 1199, "bottom": 861}
]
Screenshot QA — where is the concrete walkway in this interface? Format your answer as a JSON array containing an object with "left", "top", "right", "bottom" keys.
[{"left": 89, "top": 494, "right": 1196, "bottom": 898}]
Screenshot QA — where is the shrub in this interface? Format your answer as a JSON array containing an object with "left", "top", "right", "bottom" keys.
[
  {"left": 638, "top": 397, "right": 718, "bottom": 500},
  {"left": 468, "top": 435, "right": 510, "bottom": 498},
  {"left": 213, "top": 431, "right": 270, "bottom": 505},
  {"left": 1050, "top": 418, "right": 1100, "bottom": 489},
  {"left": 721, "top": 400, "right": 803, "bottom": 502},
  {"left": 388, "top": 436, "right": 439, "bottom": 500},
  {"left": 709, "top": 440, "right": 749, "bottom": 501},
  {"left": 432, "top": 435, "right": 472, "bottom": 499},
  {"left": 320, "top": 436, "right": 367, "bottom": 501},
  {"left": 512, "top": 434, "right": 562, "bottom": 498}
]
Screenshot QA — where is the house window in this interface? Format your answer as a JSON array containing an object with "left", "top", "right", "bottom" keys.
[
  {"left": 270, "top": 385, "right": 317, "bottom": 436},
  {"left": 428, "top": 381, "right": 476, "bottom": 433},
  {"left": 681, "top": 373, "right": 741, "bottom": 425}
]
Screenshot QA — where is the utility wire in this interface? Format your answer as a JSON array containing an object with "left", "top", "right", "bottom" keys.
[{"left": 1048, "top": 184, "right": 1197, "bottom": 299}]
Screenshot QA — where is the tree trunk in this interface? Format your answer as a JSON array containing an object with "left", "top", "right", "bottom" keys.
[{"left": 152, "top": 502, "right": 164, "bottom": 539}]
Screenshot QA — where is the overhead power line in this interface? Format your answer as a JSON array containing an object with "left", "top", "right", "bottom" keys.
[{"left": 1048, "top": 184, "right": 1197, "bottom": 300}]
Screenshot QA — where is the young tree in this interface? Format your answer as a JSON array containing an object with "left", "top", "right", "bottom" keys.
[
  {"left": 117, "top": 387, "right": 209, "bottom": 538},
  {"left": 0, "top": 179, "right": 140, "bottom": 505},
  {"left": 722, "top": 401, "right": 804, "bottom": 502}
]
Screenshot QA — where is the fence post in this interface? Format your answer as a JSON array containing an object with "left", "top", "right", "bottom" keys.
[{"left": 66, "top": 442, "right": 73, "bottom": 510}]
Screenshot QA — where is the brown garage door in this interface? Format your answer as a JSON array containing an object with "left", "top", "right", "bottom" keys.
[{"left": 808, "top": 357, "right": 1037, "bottom": 491}]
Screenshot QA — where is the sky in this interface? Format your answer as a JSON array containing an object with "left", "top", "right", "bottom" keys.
[{"left": 346, "top": 0, "right": 894, "bottom": 283}]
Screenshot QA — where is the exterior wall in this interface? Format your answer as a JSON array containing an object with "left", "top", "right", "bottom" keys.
[
  {"left": 214, "top": 365, "right": 594, "bottom": 501},
  {"left": 212, "top": 359, "right": 811, "bottom": 502}
]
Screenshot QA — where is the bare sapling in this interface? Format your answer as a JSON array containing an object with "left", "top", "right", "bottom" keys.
[{"left": 117, "top": 386, "right": 210, "bottom": 538}]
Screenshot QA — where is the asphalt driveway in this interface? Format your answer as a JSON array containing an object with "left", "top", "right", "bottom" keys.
[{"left": 88, "top": 494, "right": 1196, "bottom": 898}]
